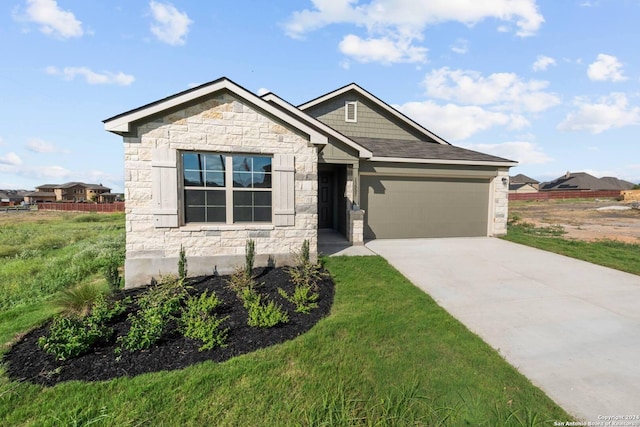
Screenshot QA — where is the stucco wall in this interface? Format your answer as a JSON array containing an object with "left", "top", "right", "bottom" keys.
[{"left": 123, "top": 92, "right": 318, "bottom": 287}]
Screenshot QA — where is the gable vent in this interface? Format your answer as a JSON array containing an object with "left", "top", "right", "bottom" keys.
[{"left": 345, "top": 101, "right": 357, "bottom": 123}]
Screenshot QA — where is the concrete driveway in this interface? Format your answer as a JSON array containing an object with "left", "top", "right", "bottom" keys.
[{"left": 365, "top": 237, "right": 640, "bottom": 422}]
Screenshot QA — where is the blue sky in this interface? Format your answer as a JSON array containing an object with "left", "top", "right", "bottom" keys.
[{"left": 1, "top": 0, "right": 639, "bottom": 193}]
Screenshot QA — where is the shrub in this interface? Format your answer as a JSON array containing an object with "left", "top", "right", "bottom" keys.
[
  {"left": 178, "top": 245, "right": 187, "bottom": 281},
  {"left": 287, "top": 239, "right": 327, "bottom": 290},
  {"left": 245, "top": 239, "right": 255, "bottom": 277},
  {"left": 38, "top": 316, "right": 104, "bottom": 360},
  {"left": 38, "top": 294, "right": 127, "bottom": 360},
  {"left": 180, "top": 290, "right": 229, "bottom": 351},
  {"left": 227, "top": 265, "right": 257, "bottom": 296},
  {"left": 278, "top": 284, "right": 319, "bottom": 314},
  {"left": 119, "top": 275, "right": 187, "bottom": 352},
  {"left": 244, "top": 291, "right": 289, "bottom": 328}
]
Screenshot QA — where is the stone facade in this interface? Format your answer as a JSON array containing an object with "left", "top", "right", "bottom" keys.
[
  {"left": 123, "top": 92, "right": 318, "bottom": 287},
  {"left": 491, "top": 169, "right": 510, "bottom": 236}
]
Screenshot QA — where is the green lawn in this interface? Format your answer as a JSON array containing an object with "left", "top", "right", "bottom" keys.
[
  {"left": 1, "top": 253, "right": 570, "bottom": 426},
  {"left": 503, "top": 221, "right": 640, "bottom": 276}
]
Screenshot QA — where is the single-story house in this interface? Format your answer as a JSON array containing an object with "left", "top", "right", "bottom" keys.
[
  {"left": 104, "top": 77, "right": 516, "bottom": 287},
  {"left": 541, "top": 172, "right": 635, "bottom": 191}
]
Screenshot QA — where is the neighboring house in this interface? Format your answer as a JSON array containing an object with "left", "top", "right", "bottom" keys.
[
  {"left": 25, "top": 182, "right": 113, "bottom": 203},
  {"left": 0, "top": 189, "right": 28, "bottom": 206},
  {"left": 540, "top": 172, "right": 635, "bottom": 191},
  {"left": 104, "top": 77, "right": 517, "bottom": 287},
  {"left": 509, "top": 173, "right": 539, "bottom": 192}
]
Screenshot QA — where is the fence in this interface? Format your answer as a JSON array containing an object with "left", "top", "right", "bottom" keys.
[
  {"left": 37, "top": 202, "right": 125, "bottom": 213},
  {"left": 509, "top": 190, "right": 622, "bottom": 201}
]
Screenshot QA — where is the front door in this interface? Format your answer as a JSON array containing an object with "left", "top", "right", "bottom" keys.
[{"left": 318, "top": 171, "right": 333, "bottom": 228}]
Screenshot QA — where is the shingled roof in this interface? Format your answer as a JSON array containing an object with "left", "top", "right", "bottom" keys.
[{"left": 351, "top": 137, "right": 515, "bottom": 164}]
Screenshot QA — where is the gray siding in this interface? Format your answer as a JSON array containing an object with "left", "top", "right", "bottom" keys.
[{"left": 305, "top": 92, "right": 435, "bottom": 142}]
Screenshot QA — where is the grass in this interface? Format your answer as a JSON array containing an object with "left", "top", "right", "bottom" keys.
[
  {"left": 1, "top": 254, "right": 571, "bottom": 425},
  {"left": 0, "top": 211, "right": 124, "bottom": 311},
  {"left": 503, "top": 220, "right": 640, "bottom": 276}
]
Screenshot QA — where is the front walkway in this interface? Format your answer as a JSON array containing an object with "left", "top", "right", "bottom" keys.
[
  {"left": 365, "top": 237, "right": 640, "bottom": 422},
  {"left": 317, "top": 229, "right": 375, "bottom": 256}
]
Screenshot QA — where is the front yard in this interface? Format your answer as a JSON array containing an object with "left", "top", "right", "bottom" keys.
[{"left": 0, "top": 212, "right": 571, "bottom": 425}]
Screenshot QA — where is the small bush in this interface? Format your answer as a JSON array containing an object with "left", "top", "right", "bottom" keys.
[
  {"left": 244, "top": 291, "right": 289, "bottom": 328},
  {"left": 278, "top": 284, "right": 319, "bottom": 314},
  {"left": 227, "top": 266, "right": 256, "bottom": 296},
  {"left": 119, "top": 276, "right": 187, "bottom": 352},
  {"left": 287, "top": 240, "right": 327, "bottom": 290},
  {"left": 180, "top": 291, "right": 229, "bottom": 351},
  {"left": 38, "top": 316, "right": 104, "bottom": 360},
  {"left": 38, "top": 293, "right": 129, "bottom": 360}
]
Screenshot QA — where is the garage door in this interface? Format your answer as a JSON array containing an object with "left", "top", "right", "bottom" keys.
[{"left": 360, "top": 176, "right": 490, "bottom": 239}]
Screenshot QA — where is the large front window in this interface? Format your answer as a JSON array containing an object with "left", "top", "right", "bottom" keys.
[{"left": 182, "top": 152, "right": 272, "bottom": 223}]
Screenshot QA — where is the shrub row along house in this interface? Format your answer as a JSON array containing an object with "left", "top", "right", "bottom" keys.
[
  {"left": 104, "top": 77, "right": 517, "bottom": 287},
  {"left": 23, "top": 182, "right": 117, "bottom": 204}
]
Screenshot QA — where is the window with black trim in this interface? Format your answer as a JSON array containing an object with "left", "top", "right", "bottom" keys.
[{"left": 182, "top": 152, "right": 272, "bottom": 224}]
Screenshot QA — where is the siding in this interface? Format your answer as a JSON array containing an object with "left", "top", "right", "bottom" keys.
[{"left": 305, "top": 92, "right": 434, "bottom": 142}]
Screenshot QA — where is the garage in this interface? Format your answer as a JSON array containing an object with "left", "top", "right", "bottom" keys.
[{"left": 360, "top": 175, "right": 490, "bottom": 239}]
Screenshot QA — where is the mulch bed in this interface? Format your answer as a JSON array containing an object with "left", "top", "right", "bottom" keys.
[{"left": 3, "top": 267, "right": 334, "bottom": 387}]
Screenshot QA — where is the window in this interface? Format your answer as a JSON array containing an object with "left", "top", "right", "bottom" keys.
[
  {"left": 182, "top": 152, "right": 272, "bottom": 223},
  {"left": 345, "top": 101, "right": 357, "bottom": 123}
]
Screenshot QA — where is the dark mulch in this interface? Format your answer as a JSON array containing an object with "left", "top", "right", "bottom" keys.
[{"left": 3, "top": 267, "right": 334, "bottom": 387}]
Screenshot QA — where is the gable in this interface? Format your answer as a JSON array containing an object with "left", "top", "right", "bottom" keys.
[{"left": 303, "top": 91, "right": 437, "bottom": 142}]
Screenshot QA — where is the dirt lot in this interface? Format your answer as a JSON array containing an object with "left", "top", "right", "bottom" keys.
[{"left": 509, "top": 199, "right": 640, "bottom": 243}]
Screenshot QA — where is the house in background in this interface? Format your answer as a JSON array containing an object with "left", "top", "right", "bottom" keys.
[
  {"left": 0, "top": 189, "right": 29, "bottom": 206},
  {"left": 540, "top": 172, "right": 635, "bottom": 191},
  {"left": 24, "top": 182, "right": 114, "bottom": 203},
  {"left": 509, "top": 173, "right": 540, "bottom": 194},
  {"left": 104, "top": 77, "right": 516, "bottom": 287}
]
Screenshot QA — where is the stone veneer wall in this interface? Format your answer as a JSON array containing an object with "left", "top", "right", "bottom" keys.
[
  {"left": 123, "top": 92, "right": 318, "bottom": 287},
  {"left": 491, "top": 169, "right": 510, "bottom": 236}
]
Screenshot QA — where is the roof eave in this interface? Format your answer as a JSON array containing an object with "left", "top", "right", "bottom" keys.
[
  {"left": 368, "top": 156, "right": 518, "bottom": 167},
  {"left": 104, "top": 78, "right": 328, "bottom": 147}
]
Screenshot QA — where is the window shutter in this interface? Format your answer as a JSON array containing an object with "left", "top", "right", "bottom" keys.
[
  {"left": 151, "top": 147, "right": 179, "bottom": 228},
  {"left": 273, "top": 154, "right": 295, "bottom": 226}
]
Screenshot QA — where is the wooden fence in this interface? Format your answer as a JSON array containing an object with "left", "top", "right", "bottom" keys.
[
  {"left": 509, "top": 190, "right": 622, "bottom": 201},
  {"left": 37, "top": 202, "right": 125, "bottom": 213}
]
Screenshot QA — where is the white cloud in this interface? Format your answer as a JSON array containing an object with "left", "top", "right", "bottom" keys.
[
  {"left": 532, "top": 55, "right": 556, "bottom": 71},
  {"left": 20, "top": 0, "right": 83, "bottom": 39},
  {"left": 0, "top": 152, "right": 24, "bottom": 166},
  {"left": 396, "top": 101, "right": 528, "bottom": 141},
  {"left": 46, "top": 66, "right": 135, "bottom": 86},
  {"left": 423, "top": 67, "right": 561, "bottom": 113},
  {"left": 338, "top": 34, "right": 427, "bottom": 64},
  {"left": 587, "top": 54, "right": 627, "bottom": 82},
  {"left": 558, "top": 93, "right": 640, "bottom": 134},
  {"left": 33, "top": 165, "right": 72, "bottom": 179},
  {"left": 257, "top": 88, "right": 270, "bottom": 96},
  {"left": 284, "top": 0, "right": 543, "bottom": 64},
  {"left": 25, "top": 138, "right": 68, "bottom": 154},
  {"left": 459, "top": 141, "right": 553, "bottom": 164},
  {"left": 450, "top": 38, "right": 469, "bottom": 54},
  {"left": 149, "top": 1, "right": 192, "bottom": 46},
  {"left": 0, "top": 136, "right": 5, "bottom": 146}
]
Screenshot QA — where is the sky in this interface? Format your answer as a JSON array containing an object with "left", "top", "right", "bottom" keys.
[{"left": 1, "top": 0, "right": 639, "bottom": 193}]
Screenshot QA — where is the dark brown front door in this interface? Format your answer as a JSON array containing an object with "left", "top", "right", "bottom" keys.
[{"left": 318, "top": 171, "right": 333, "bottom": 228}]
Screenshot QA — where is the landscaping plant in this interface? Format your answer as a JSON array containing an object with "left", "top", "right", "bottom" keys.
[
  {"left": 178, "top": 245, "right": 187, "bottom": 281},
  {"left": 180, "top": 290, "right": 229, "bottom": 351}
]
